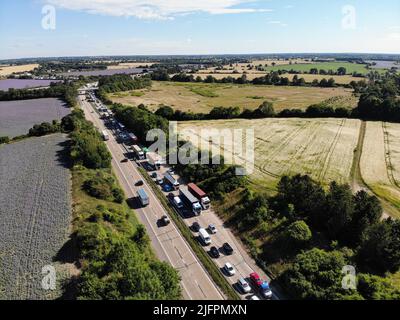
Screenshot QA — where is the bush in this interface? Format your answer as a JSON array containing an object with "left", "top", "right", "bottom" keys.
[
  {"left": 285, "top": 220, "right": 312, "bottom": 247},
  {"left": 83, "top": 172, "right": 124, "bottom": 203},
  {"left": 28, "top": 121, "right": 60, "bottom": 137},
  {"left": 0, "top": 136, "right": 10, "bottom": 144}
]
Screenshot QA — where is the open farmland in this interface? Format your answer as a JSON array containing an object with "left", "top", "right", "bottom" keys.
[
  {"left": 108, "top": 81, "right": 355, "bottom": 113},
  {"left": 178, "top": 118, "right": 361, "bottom": 191},
  {"left": 60, "top": 68, "right": 143, "bottom": 77},
  {"left": 0, "top": 134, "right": 72, "bottom": 300},
  {"left": 107, "top": 62, "right": 156, "bottom": 69},
  {"left": 360, "top": 122, "right": 400, "bottom": 216},
  {"left": 0, "top": 64, "right": 39, "bottom": 76},
  {"left": 0, "top": 98, "right": 70, "bottom": 138}
]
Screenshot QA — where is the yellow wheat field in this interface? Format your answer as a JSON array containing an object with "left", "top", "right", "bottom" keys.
[
  {"left": 178, "top": 118, "right": 361, "bottom": 190},
  {"left": 0, "top": 64, "right": 39, "bottom": 76},
  {"left": 360, "top": 122, "right": 400, "bottom": 212}
]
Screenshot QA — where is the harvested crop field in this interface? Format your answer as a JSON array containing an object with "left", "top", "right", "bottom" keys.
[
  {"left": 0, "top": 134, "right": 72, "bottom": 300},
  {"left": 0, "top": 98, "right": 70, "bottom": 138},
  {"left": 0, "top": 79, "right": 61, "bottom": 91},
  {"left": 0, "top": 64, "right": 39, "bottom": 76},
  {"left": 360, "top": 122, "right": 400, "bottom": 215},
  {"left": 108, "top": 81, "right": 355, "bottom": 113},
  {"left": 178, "top": 118, "right": 361, "bottom": 190}
]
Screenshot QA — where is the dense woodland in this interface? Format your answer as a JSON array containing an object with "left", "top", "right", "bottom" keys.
[{"left": 98, "top": 74, "right": 152, "bottom": 98}]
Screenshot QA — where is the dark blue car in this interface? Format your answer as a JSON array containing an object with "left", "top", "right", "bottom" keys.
[{"left": 162, "top": 184, "right": 173, "bottom": 192}]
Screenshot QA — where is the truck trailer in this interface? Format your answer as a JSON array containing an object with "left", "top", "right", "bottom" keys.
[
  {"left": 137, "top": 188, "right": 149, "bottom": 207},
  {"left": 102, "top": 130, "right": 110, "bottom": 141},
  {"left": 164, "top": 173, "right": 180, "bottom": 190},
  {"left": 147, "top": 152, "right": 162, "bottom": 170},
  {"left": 132, "top": 145, "right": 145, "bottom": 160},
  {"left": 179, "top": 187, "right": 202, "bottom": 215},
  {"left": 188, "top": 183, "right": 210, "bottom": 210}
]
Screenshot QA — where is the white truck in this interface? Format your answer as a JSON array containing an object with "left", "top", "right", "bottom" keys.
[
  {"left": 137, "top": 188, "right": 149, "bottom": 207},
  {"left": 199, "top": 228, "right": 211, "bottom": 245},
  {"left": 102, "top": 130, "right": 110, "bottom": 141},
  {"left": 132, "top": 145, "right": 145, "bottom": 160},
  {"left": 147, "top": 152, "right": 162, "bottom": 170},
  {"left": 180, "top": 187, "right": 202, "bottom": 216}
]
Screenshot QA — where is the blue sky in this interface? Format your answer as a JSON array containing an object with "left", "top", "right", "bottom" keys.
[{"left": 0, "top": 0, "right": 399, "bottom": 59}]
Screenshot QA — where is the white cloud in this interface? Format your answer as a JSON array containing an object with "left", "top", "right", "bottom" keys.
[
  {"left": 45, "top": 0, "right": 272, "bottom": 20},
  {"left": 268, "top": 20, "right": 288, "bottom": 27}
]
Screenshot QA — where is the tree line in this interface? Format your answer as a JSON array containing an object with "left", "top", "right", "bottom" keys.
[
  {"left": 151, "top": 70, "right": 339, "bottom": 88},
  {"left": 97, "top": 74, "right": 152, "bottom": 97}
]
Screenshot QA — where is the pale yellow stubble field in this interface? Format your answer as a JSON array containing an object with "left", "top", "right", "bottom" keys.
[
  {"left": 107, "top": 62, "right": 156, "bottom": 69},
  {"left": 360, "top": 121, "right": 400, "bottom": 214},
  {"left": 178, "top": 118, "right": 361, "bottom": 191},
  {"left": 0, "top": 64, "right": 39, "bottom": 76}
]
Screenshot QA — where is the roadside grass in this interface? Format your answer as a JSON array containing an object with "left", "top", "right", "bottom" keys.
[
  {"left": 72, "top": 165, "right": 149, "bottom": 252},
  {"left": 138, "top": 167, "right": 240, "bottom": 300},
  {"left": 369, "top": 184, "right": 400, "bottom": 218}
]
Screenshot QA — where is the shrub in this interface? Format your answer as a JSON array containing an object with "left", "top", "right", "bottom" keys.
[
  {"left": 0, "top": 136, "right": 10, "bottom": 144},
  {"left": 285, "top": 220, "right": 312, "bottom": 247}
]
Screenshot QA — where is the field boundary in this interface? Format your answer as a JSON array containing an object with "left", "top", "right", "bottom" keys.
[
  {"left": 137, "top": 167, "right": 240, "bottom": 300},
  {"left": 382, "top": 122, "right": 400, "bottom": 190},
  {"left": 353, "top": 121, "right": 400, "bottom": 219}
]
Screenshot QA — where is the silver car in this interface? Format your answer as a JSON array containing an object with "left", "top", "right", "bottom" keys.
[{"left": 238, "top": 278, "right": 251, "bottom": 294}]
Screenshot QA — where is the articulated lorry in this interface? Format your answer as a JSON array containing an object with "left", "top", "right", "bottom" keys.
[
  {"left": 179, "top": 187, "right": 202, "bottom": 215},
  {"left": 188, "top": 183, "right": 210, "bottom": 210}
]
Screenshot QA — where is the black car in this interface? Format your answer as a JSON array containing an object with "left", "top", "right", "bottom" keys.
[
  {"left": 191, "top": 222, "right": 201, "bottom": 232},
  {"left": 121, "top": 158, "right": 129, "bottom": 163},
  {"left": 135, "top": 180, "right": 144, "bottom": 186},
  {"left": 209, "top": 246, "right": 220, "bottom": 258},
  {"left": 162, "top": 215, "right": 171, "bottom": 226},
  {"left": 223, "top": 242, "right": 234, "bottom": 255}
]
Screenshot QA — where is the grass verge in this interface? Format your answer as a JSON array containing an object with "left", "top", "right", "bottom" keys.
[{"left": 138, "top": 167, "right": 240, "bottom": 300}]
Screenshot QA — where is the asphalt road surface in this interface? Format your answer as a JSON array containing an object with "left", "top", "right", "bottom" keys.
[{"left": 78, "top": 92, "right": 224, "bottom": 300}]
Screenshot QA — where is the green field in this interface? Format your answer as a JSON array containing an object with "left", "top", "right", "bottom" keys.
[
  {"left": 264, "top": 62, "right": 372, "bottom": 74},
  {"left": 108, "top": 81, "right": 357, "bottom": 113}
]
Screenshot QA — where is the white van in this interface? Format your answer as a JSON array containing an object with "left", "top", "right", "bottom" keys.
[
  {"left": 173, "top": 196, "right": 184, "bottom": 209},
  {"left": 199, "top": 228, "right": 211, "bottom": 245}
]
